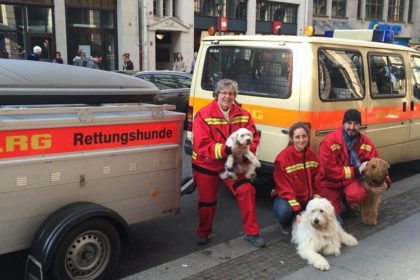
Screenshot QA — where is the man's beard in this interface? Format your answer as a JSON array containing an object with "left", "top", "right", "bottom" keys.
[{"left": 346, "top": 129, "right": 358, "bottom": 138}]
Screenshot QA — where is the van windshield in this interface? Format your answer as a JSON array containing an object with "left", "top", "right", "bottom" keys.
[{"left": 201, "top": 46, "right": 292, "bottom": 98}]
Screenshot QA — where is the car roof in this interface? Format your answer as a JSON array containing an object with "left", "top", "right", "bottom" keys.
[
  {"left": 133, "top": 70, "right": 192, "bottom": 78},
  {"left": 0, "top": 59, "right": 159, "bottom": 104}
]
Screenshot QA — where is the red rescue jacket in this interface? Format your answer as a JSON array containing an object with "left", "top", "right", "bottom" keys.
[
  {"left": 319, "top": 126, "right": 379, "bottom": 189},
  {"left": 273, "top": 145, "right": 321, "bottom": 212},
  {"left": 192, "top": 100, "right": 259, "bottom": 173}
]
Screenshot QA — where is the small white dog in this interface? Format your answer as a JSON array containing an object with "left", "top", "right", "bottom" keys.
[
  {"left": 219, "top": 128, "right": 261, "bottom": 180},
  {"left": 291, "top": 198, "right": 358, "bottom": 271}
]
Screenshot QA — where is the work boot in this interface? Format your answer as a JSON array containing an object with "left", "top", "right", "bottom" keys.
[
  {"left": 279, "top": 225, "right": 292, "bottom": 236},
  {"left": 244, "top": 234, "right": 266, "bottom": 248},
  {"left": 196, "top": 235, "right": 210, "bottom": 245}
]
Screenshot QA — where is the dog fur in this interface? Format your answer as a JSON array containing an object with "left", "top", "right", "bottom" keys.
[
  {"left": 291, "top": 198, "right": 358, "bottom": 271},
  {"left": 219, "top": 128, "right": 261, "bottom": 180},
  {"left": 360, "top": 157, "right": 390, "bottom": 226}
]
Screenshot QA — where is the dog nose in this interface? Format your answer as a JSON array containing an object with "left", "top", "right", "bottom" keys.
[
  {"left": 246, "top": 139, "right": 251, "bottom": 144},
  {"left": 314, "top": 218, "right": 319, "bottom": 224}
]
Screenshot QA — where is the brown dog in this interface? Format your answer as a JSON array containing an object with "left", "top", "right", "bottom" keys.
[{"left": 360, "top": 157, "right": 390, "bottom": 225}]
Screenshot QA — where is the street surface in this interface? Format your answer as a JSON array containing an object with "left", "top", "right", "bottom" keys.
[{"left": 0, "top": 158, "right": 418, "bottom": 279}]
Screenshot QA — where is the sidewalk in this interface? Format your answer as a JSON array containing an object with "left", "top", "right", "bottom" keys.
[{"left": 123, "top": 173, "right": 420, "bottom": 280}]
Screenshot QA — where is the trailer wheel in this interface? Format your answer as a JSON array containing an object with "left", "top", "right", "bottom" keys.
[{"left": 50, "top": 219, "right": 121, "bottom": 280}]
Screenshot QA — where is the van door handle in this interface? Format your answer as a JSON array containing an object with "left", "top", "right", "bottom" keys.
[
  {"left": 411, "top": 101, "right": 415, "bottom": 111},
  {"left": 403, "top": 101, "right": 407, "bottom": 112}
]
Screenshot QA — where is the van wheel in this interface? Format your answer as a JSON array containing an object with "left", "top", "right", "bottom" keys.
[{"left": 50, "top": 219, "right": 120, "bottom": 280}]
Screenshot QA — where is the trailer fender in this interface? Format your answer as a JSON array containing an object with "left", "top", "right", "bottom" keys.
[{"left": 28, "top": 201, "right": 129, "bottom": 271}]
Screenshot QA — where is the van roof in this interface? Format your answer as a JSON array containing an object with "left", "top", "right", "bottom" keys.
[
  {"left": 202, "top": 35, "right": 415, "bottom": 52},
  {"left": 0, "top": 60, "right": 159, "bottom": 105}
]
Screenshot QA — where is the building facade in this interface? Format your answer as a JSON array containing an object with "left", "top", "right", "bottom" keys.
[{"left": 0, "top": 0, "right": 419, "bottom": 71}]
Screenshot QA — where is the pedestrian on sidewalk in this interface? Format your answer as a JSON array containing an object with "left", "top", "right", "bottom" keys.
[
  {"left": 318, "top": 109, "right": 391, "bottom": 224},
  {"left": 122, "top": 52, "right": 134, "bottom": 70},
  {"left": 85, "top": 54, "right": 103, "bottom": 70},
  {"left": 173, "top": 52, "right": 186, "bottom": 72},
  {"left": 272, "top": 122, "right": 321, "bottom": 235},
  {"left": 28, "top": 46, "right": 42, "bottom": 61},
  {"left": 192, "top": 79, "right": 265, "bottom": 248}
]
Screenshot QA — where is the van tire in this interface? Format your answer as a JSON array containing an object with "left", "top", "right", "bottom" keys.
[{"left": 50, "top": 218, "right": 121, "bottom": 280}]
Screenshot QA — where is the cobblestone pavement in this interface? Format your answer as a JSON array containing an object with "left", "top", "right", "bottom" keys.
[{"left": 185, "top": 184, "right": 420, "bottom": 280}]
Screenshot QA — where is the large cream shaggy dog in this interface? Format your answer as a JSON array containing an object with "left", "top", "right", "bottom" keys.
[
  {"left": 219, "top": 128, "right": 261, "bottom": 180},
  {"left": 291, "top": 198, "right": 358, "bottom": 271}
]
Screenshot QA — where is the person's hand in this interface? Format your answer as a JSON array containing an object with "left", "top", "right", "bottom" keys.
[
  {"left": 370, "top": 182, "right": 388, "bottom": 195},
  {"left": 231, "top": 144, "right": 247, "bottom": 156},
  {"left": 358, "top": 161, "right": 368, "bottom": 174}
]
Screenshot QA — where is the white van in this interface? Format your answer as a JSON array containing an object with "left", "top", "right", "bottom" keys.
[{"left": 185, "top": 34, "right": 420, "bottom": 180}]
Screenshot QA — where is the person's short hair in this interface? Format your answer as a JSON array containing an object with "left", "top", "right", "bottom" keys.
[
  {"left": 33, "top": 46, "right": 42, "bottom": 54},
  {"left": 213, "top": 79, "right": 238, "bottom": 99},
  {"left": 123, "top": 52, "right": 130, "bottom": 58}
]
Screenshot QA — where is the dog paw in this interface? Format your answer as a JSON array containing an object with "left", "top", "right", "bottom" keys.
[
  {"left": 254, "top": 160, "right": 261, "bottom": 168},
  {"left": 323, "top": 247, "right": 341, "bottom": 256},
  {"left": 227, "top": 172, "right": 238, "bottom": 180},
  {"left": 313, "top": 257, "right": 330, "bottom": 271},
  {"left": 343, "top": 235, "right": 358, "bottom": 247},
  {"left": 245, "top": 172, "right": 257, "bottom": 179}
]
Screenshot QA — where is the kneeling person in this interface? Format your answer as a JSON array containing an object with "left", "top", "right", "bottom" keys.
[{"left": 272, "top": 122, "right": 321, "bottom": 234}]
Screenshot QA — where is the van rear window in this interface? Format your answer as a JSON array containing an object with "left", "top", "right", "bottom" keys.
[
  {"left": 318, "top": 48, "right": 365, "bottom": 101},
  {"left": 201, "top": 46, "right": 292, "bottom": 99}
]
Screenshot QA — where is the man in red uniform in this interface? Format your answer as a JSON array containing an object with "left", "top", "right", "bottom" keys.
[
  {"left": 319, "top": 109, "right": 390, "bottom": 223},
  {"left": 192, "top": 79, "right": 265, "bottom": 247}
]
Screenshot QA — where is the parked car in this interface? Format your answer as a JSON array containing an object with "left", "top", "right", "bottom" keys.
[{"left": 131, "top": 71, "right": 192, "bottom": 115}]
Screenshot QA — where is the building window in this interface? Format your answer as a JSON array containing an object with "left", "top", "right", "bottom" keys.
[
  {"left": 313, "top": 0, "right": 327, "bottom": 16},
  {"left": 173, "top": 0, "right": 177, "bottom": 17},
  {"left": 408, "top": 0, "right": 413, "bottom": 22},
  {"left": 366, "top": 0, "right": 383, "bottom": 20},
  {"left": 357, "top": 0, "right": 361, "bottom": 19},
  {"left": 194, "top": 0, "right": 219, "bottom": 17},
  {"left": 388, "top": 0, "right": 404, "bottom": 22},
  {"left": 227, "top": 0, "right": 247, "bottom": 20},
  {"left": 256, "top": 1, "right": 297, "bottom": 23},
  {"left": 332, "top": 0, "right": 346, "bottom": 17},
  {"left": 66, "top": 0, "right": 117, "bottom": 70},
  {"left": 0, "top": 3, "right": 54, "bottom": 60}
]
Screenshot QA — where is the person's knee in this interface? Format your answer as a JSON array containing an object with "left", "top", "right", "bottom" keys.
[
  {"left": 346, "top": 188, "right": 367, "bottom": 204},
  {"left": 235, "top": 183, "right": 255, "bottom": 196},
  {"left": 273, "top": 198, "right": 293, "bottom": 224}
]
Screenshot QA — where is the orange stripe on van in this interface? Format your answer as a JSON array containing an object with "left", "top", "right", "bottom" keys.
[{"left": 191, "top": 97, "right": 409, "bottom": 130}]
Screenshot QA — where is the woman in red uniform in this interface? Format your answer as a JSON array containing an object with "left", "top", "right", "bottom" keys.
[
  {"left": 272, "top": 122, "right": 321, "bottom": 234},
  {"left": 192, "top": 79, "right": 265, "bottom": 247}
]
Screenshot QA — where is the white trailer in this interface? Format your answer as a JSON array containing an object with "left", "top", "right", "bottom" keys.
[{"left": 0, "top": 60, "right": 184, "bottom": 280}]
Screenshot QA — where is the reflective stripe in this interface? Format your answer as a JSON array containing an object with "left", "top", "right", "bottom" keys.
[
  {"left": 344, "top": 166, "right": 352, "bottom": 179},
  {"left": 214, "top": 143, "right": 223, "bottom": 159},
  {"left": 204, "top": 118, "right": 228, "bottom": 125},
  {"left": 192, "top": 151, "right": 197, "bottom": 160},
  {"left": 285, "top": 161, "right": 318, "bottom": 173},
  {"left": 288, "top": 199, "right": 300, "bottom": 207},
  {"left": 330, "top": 144, "right": 341, "bottom": 152},
  {"left": 231, "top": 116, "right": 249, "bottom": 124},
  {"left": 360, "top": 144, "right": 372, "bottom": 152}
]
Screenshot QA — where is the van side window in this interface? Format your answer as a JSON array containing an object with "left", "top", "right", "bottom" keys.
[
  {"left": 369, "top": 54, "right": 406, "bottom": 97},
  {"left": 410, "top": 56, "right": 420, "bottom": 99},
  {"left": 202, "top": 46, "right": 292, "bottom": 99},
  {"left": 318, "top": 48, "right": 364, "bottom": 101}
]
